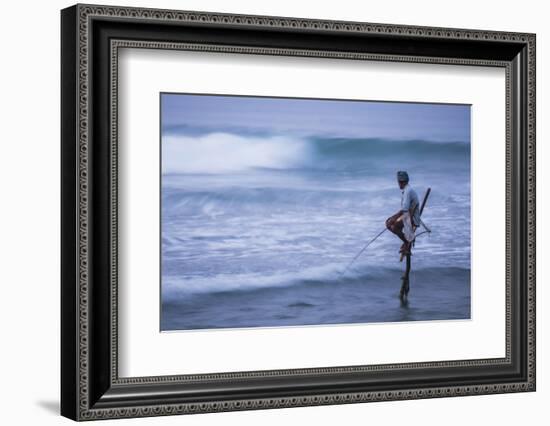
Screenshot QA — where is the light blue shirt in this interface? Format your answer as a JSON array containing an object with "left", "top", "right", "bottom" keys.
[{"left": 401, "top": 184, "right": 421, "bottom": 227}]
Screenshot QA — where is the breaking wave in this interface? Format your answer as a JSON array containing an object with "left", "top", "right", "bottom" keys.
[
  {"left": 162, "top": 132, "right": 469, "bottom": 174},
  {"left": 162, "top": 133, "right": 312, "bottom": 174}
]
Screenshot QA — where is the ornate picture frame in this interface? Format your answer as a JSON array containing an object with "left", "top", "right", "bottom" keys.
[{"left": 61, "top": 4, "right": 535, "bottom": 421}]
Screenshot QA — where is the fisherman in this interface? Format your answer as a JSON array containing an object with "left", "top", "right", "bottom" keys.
[{"left": 385, "top": 171, "right": 421, "bottom": 259}]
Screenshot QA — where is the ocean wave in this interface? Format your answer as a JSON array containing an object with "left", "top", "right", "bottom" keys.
[
  {"left": 162, "top": 132, "right": 312, "bottom": 174},
  {"left": 160, "top": 186, "right": 398, "bottom": 218},
  {"left": 162, "top": 262, "right": 345, "bottom": 299},
  {"left": 161, "top": 263, "right": 470, "bottom": 300},
  {"left": 162, "top": 132, "right": 469, "bottom": 174}
]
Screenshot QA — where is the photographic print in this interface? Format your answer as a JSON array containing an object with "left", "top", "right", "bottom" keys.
[{"left": 160, "top": 93, "right": 471, "bottom": 331}]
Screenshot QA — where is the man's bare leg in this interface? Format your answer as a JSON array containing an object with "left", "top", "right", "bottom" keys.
[{"left": 385, "top": 216, "right": 410, "bottom": 254}]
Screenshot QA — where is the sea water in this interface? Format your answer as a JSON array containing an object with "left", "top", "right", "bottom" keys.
[{"left": 160, "top": 134, "right": 471, "bottom": 330}]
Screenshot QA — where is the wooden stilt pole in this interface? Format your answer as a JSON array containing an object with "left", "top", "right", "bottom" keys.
[{"left": 400, "top": 253, "right": 411, "bottom": 299}]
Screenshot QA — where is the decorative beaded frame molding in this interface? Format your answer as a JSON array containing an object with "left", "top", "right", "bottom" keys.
[{"left": 61, "top": 3, "right": 536, "bottom": 421}]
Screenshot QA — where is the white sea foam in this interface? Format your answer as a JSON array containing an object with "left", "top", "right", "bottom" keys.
[
  {"left": 162, "top": 132, "right": 312, "bottom": 174},
  {"left": 162, "top": 262, "right": 348, "bottom": 298}
]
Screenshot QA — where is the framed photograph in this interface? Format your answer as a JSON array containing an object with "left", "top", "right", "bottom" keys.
[{"left": 61, "top": 4, "right": 536, "bottom": 421}]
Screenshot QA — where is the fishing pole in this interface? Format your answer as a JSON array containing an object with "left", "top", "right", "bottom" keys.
[
  {"left": 340, "top": 227, "right": 388, "bottom": 275},
  {"left": 340, "top": 226, "right": 432, "bottom": 276}
]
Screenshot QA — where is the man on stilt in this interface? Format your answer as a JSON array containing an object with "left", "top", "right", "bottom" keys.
[{"left": 385, "top": 171, "right": 421, "bottom": 298}]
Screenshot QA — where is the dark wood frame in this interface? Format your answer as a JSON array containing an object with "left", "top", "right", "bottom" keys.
[{"left": 61, "top": 3, "right": 536, "bottom": 421}]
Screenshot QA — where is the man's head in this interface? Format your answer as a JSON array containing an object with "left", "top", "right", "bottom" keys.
[{"left": 397, "top": 171, "right": 409, "bottom": 189}]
